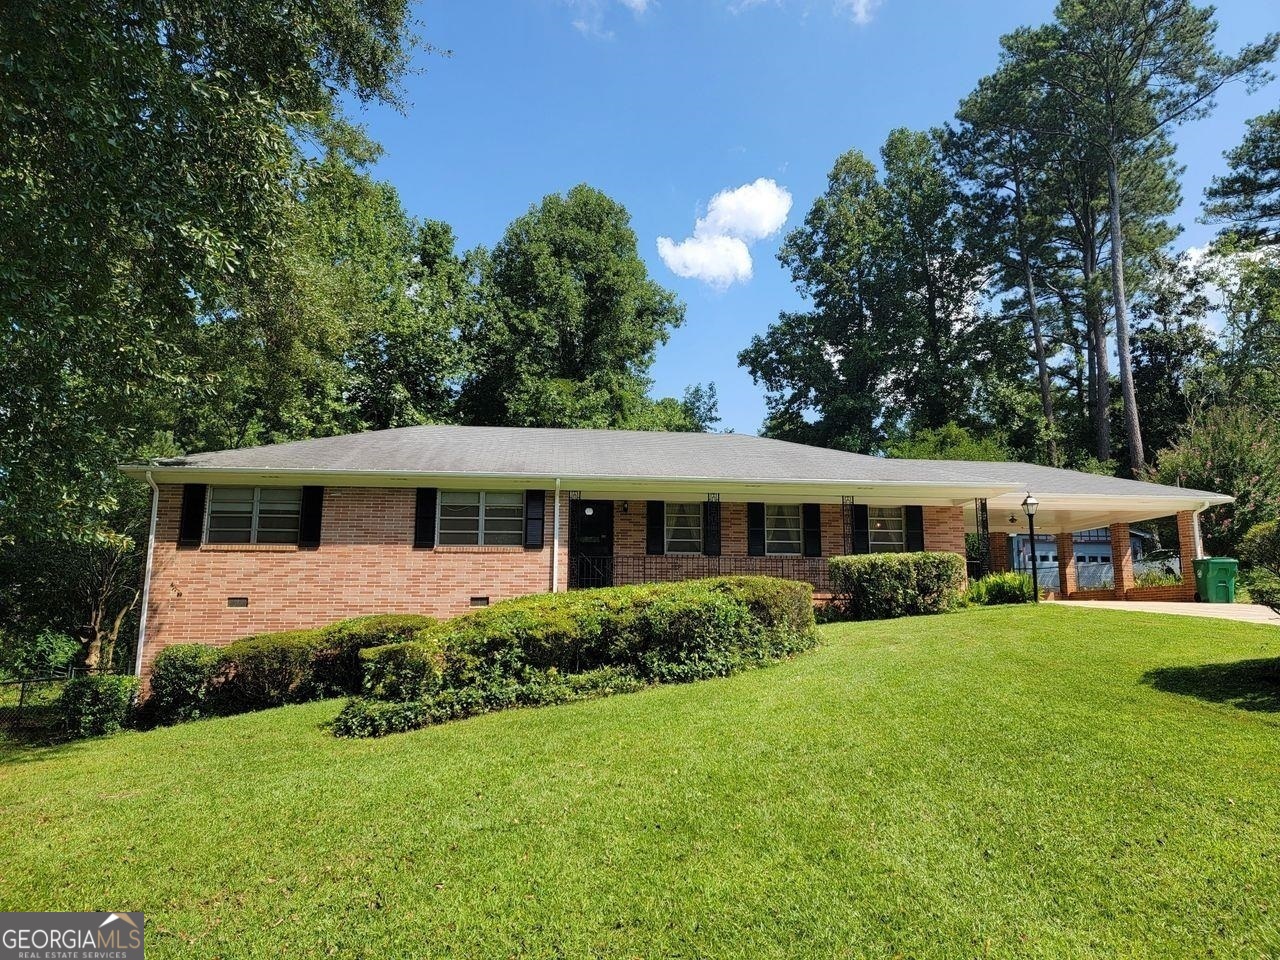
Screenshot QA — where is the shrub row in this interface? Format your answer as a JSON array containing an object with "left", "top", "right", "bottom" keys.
[
  {"left": 144, "top": 614, "right": 433, "bottom": 726},
  {"left": 965, "top": 571, "right": 1037, "bottom": 606},
  {"left": 334, "top": 576, "right": 818, "bottom": 737},
  {"left": 827, "top": 552, "right": 967, "bottom": 621}
]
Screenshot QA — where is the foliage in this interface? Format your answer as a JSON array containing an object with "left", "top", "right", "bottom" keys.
[
  {"left": 1151, "top": 404, "right": 1280, "bottom": 556},
  {"left": 0, "top": 0, "right": 419, "bottom": 545},
  {"left": 144, "top": 645, "right": 224, "bottom": 726},
  {"left": 311, "top": 614, "right": 435, "bottom": 696},
  {"left": 1134, "top": 569, "right": 1182, "bottom": 588},
  {"left": 827, "top": 552, "right": 968, "bottom": 621},
  {"left": 1240, "top": 520, "right": 1280, "bottom": 572},
  {"left": 175, "top": 140, "right": 466, "bottom": 453},
  {"left": 0, "top": 481, "right": 150, "bottom": 672},
  {"left": 459, "top": 184, "right": 686, "bottom": 429},
  {"left": 966, "top": 572, "right": 1037, "bottom": 605},
  {"left": 1129, "top": 251, "right": 1224, "bottom": 454},
  {"left": 140, "top": 614, "right": 436, "bottom": 725},
  {"left": 58, "top": 674, "right": 140, "bottom": 738},
  {"left": 1240, "top": 519, "right": 1280, "bottom": 612},
  {"left": 0, "top": 629, "right": 79, "bottom": 680},
  {"left": 1242, "top": 569, "right": 1280, "bottom": 613},
  {"left": 994, "top": 0, "right": 1278, "bottom": 474},
  {"left": 333, "top": 666, "right": 647, "bottom": 738},
  {"left": 345, "top": 577, "right": 818, "bottom": 736},
  {"left": 885, "top": 423, "right": 1010, "bottom": 462},
  {"left": 1205, "top": 109, "right": 1280, "bottom": 245},
  {"left": 741, "top": 133, "right": 1011, "bottom": 452}
]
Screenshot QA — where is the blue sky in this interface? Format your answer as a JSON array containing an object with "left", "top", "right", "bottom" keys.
[{"left": 355, "top": 0, "right": 1280, "bottom": 434}]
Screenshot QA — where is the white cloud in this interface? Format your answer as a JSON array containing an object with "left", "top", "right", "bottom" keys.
[
  {"left": 835, "top": 0, "right": 882, "bottom": 24},
  {"left": 695, "top": 178, "right": 793, "bottom": 242},
  {"left": 731, "top": 0, "right": 883, "bottom": 25},
  {"left": 657, "top": 178, "right": 792, "bottom": 289},
  {"left": 568, "top": 0, "right": 649, "bottom": 37},
  {"left": 657, "top": 235, "right": 754, "bottom": 289}
]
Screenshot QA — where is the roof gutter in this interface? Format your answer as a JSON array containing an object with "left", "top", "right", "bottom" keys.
[
  {"left": 133, "top": 470, "right": 159, "bottom": 678},
  {"left": 116, "top": 462, "right": 1020, "bottom": 491}
]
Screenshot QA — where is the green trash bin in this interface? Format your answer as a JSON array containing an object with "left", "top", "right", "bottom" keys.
[{"left": 1192, "top": 557, "right": 1238, "bottom": 603}]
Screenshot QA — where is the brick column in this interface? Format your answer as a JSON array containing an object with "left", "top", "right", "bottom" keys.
[
  {"left": 1175, "top": 509, "right": 1199, "bottom": 600},
  {"left": 989, "top": 533, "right": 1011, "bottom": 573},
  {"left": 1110, "top": 522, "right": 1135, "bottom": 599},
  {"left": 1056, "top": 531, "right": 1077, "bottom": 597}
]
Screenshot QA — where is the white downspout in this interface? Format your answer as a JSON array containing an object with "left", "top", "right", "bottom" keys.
[
  {"left": 133, "top": 471, "right": 160, "bottom": 678},
  {"left": 552, "top": 477, "right": 562, "bottom": 592},
  {"left": 1192, "top": 502, "right": 1209, "bottom": 560}
]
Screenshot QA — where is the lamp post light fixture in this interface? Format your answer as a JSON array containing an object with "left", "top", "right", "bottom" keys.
[{"left": 1022, "top": 493, "right": 1040, "bottom": 603}]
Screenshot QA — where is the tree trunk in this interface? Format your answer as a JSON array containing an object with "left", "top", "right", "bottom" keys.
[
  {"left": 1082, "top": 264, "right": 1111, "bottom": 461},
  {"left": 1022, "top": 261, "right": 1058, "bottom": 466},
  {"left": 1106, "top": 154, "right": 1146, "bottom": 475}
]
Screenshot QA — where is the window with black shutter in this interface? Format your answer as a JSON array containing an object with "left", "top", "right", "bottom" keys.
[
  {"left": 524, "top": 490, "right": 546, "bottom": 548},
  {"left": 646, "top": 501, "right": 665, "bottom": 555},
  {"left": 414, "top": 488, "right": 438, "bottom": 548},
  {"left": 904, "top": 505, "right": 925, "bottom": 552},
  {"left": 747, "top": 502, "right": 766, "bottom": 556}
]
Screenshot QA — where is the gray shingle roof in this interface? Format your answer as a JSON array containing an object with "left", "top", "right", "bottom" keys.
[
  {"left": 130, "top": 425, "right": 991, "bottom": 484},
  {"left": 120, "top": 424, "right": 1229, "bottom": 502},
  {"left": 895, "top": 459, "right": 1228, "bottom": 501}
]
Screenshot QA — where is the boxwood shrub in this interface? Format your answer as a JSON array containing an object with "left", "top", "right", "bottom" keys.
[
  {"left": 340, "top": 576, "right": 817, "bottom": 737},
  {"left": 827, "top": 552, "right": 967, "bottom": 621},
  {"left": 145, "top": 643, "right": 223, "bottom": 724},
  {"left": 59, "top": 675, "right": 140, "bottom": 738},
  {"left": 140, "top": 613, "right": 436, "bottom": 724}
]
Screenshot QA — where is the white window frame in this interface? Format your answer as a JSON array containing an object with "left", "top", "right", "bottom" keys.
[
  {"left": 765, "top": 504, "right": 803, "bottom": 556},
  {"left": 664, "top": 501, "right": 703, "bottom": 555},
  {"left": 868, "top": 505, "right": 906, "bottom": 554},
  {"left": 205, "top": 486, "right": 302, "bottom": 545},
  {"left": 436, "top": 490, "right": 526, "bottom": 547}
]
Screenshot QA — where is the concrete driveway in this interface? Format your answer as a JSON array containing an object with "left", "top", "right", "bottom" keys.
[{"left": 1049, "top": 600, "right": 1280, "bottom": 625}]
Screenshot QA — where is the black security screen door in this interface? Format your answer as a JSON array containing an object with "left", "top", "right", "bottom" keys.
[{"left": 570, "top": 499, "right": 614, "bottom": 588}]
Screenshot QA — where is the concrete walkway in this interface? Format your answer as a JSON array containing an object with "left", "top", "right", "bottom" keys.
[{"left": 1050, "top": 599, "right": 1280, "bottom": 625}]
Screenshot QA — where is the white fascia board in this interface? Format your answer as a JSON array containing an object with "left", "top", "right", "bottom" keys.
[{"left": 118, "top": 464, "right": 1020, "bottom": 503}]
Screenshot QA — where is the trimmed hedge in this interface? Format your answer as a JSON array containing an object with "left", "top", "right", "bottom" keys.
[
  {"left": 828, "top": 552, "right": 967, "bottom": 621},
  {"left": 146, "top": 644, "right": 222, "bottom": 724},
  {"left": 966, "top": 571, "right": 1037, "bottom": 606},
  {"left": 59, "top": 675, "right": 140, "bottom": 738},
  {"left": 143, "top": 613, "right": 435, "bottom": 725},
  {"left": 338, "top": 577, "right": 817, "bottom": 737}
]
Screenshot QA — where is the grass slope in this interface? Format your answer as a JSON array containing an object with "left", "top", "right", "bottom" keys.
[{"left": 2, "top": 606, "right": 1279, "bottom": 959}]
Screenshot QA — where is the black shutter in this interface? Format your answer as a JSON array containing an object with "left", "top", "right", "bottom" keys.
[
  {"left": 299, "top": 486, "right": 324, "bottom": 549},
  {"left": 852, "top": 504, "right": 870, "bottom": 554},
  {"left": 646, "top": 501, "right": 665, "bottom": 555},
  {"left": 802, "top": 503, "right": 822, "bottom": 557},
  {"left": 414, "top": 488, "right": 437, "bottom": 549},
  {"left": 703, "top": 500, "right": 721, "bottom": 557},
  {"left": 524, "top": 489, "right": 546, "bottom": 549},
  {"left": 905, "top": 505, "right": 925, "bottom": 552},
  {"left": 747, "top": 502, "right": 766, "bottom": 556},
  {"left": 177, "top": 483, "right": 207, "bottom": 548}
]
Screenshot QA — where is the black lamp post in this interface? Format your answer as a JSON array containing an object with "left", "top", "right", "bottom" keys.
[{"left": 1022, "top": 493, "right": 1040, "bottom": 603}]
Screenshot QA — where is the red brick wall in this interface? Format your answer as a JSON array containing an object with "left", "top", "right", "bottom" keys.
[
  {"left": 139, "top": 485, "right": 568, "bottom": 676},
  {"left": 989, "top": 533, "right": 1011, "bottom": 573},
  {"left": 139, "top": 490, "right": 974, "bottom": 675},
  {"left": 923, "top": 505, "right": 966, "bottom": 556}
]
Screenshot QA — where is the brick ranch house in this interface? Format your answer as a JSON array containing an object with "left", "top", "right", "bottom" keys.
[{"left": 120, "top": 426, "right": 1232, "bottom": 677}]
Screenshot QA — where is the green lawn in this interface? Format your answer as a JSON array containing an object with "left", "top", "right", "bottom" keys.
[{"left": 2, "top": 606, "right": 1279, "bottom": 959}]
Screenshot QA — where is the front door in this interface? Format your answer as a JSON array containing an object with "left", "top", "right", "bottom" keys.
[{"left": 570, "top": 500, "right": 614, "bottom": 589}]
